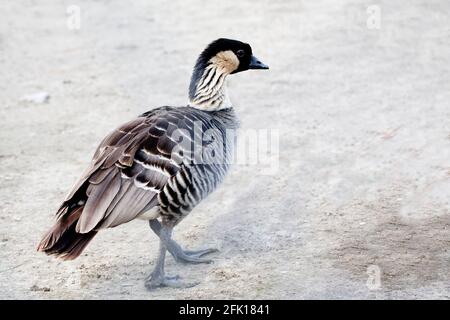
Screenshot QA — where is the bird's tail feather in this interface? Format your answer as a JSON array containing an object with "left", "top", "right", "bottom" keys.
[{"left": 37, "top": 206, "right": 97, "bottom": 260}]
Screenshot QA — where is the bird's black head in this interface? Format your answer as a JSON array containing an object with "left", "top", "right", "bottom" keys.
[
  {"left": 189, "top": 38, "right": 268, "bottom": 103},
  {"left": 195, "top": 38, "right": 269, "bottom": 74}
]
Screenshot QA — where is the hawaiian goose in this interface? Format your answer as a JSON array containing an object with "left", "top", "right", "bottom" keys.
[{"left": 37, "top": 38, "right": 269, "bottom": 289}]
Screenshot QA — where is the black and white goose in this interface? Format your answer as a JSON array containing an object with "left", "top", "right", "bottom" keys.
[{"left": 38, "top": 38, "right": 268, "bottom": 289}]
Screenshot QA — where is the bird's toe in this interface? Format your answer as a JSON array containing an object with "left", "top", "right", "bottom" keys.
[
  {"left": 172, "top": 247, "right": 218, "bottom": 264},
  {"left": 145, "top": 274, "right": 199, "bottom": 290},
  {"left": 185, "top": 248, "right": 219, "bottom": 257}
]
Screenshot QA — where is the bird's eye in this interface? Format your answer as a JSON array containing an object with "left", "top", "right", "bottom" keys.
[{"left": 236, "top": 50, "right": 245, "bottom": 58}]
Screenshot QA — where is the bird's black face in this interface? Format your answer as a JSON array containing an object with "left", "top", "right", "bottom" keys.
[{"left": 199, "top": 38, "right": 269, "bottom": 74}]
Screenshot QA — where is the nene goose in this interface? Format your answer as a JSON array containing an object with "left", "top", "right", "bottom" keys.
[{"left": 38, "top": 38, "right": 269, "bottom": 289}]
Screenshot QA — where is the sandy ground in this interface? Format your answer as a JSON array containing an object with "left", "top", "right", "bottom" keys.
[{"left": 1, "top": 0, "right": 450, "bottom": 299}]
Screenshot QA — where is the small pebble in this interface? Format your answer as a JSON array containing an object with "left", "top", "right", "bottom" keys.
[{"left": 30, "top": 284, "right": 51, "bottom": 292}]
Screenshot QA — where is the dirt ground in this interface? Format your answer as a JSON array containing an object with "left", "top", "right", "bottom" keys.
[{"left": 1, "top": 0, "right": 450, "bottom": 299}]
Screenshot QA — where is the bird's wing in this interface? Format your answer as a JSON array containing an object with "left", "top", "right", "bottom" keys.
[{"left": 57, "top": 107, "right": 194, "bottom": 233}]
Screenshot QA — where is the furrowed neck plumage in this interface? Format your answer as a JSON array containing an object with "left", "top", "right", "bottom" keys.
[{"left": 189, "top": 51, "right": 238, "bottom": 111}]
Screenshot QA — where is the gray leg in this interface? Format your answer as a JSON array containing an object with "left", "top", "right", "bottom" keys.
[
  {"left": 145, "top": 224, "right": 198, "bottom": 289},
  {"left": 149, "top": 219, "right": 218, "bottom": 264}
]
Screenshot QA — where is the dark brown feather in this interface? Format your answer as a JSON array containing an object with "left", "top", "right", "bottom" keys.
[{"left": 37, "top": 206, "right": 83, "bottom": 251}]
